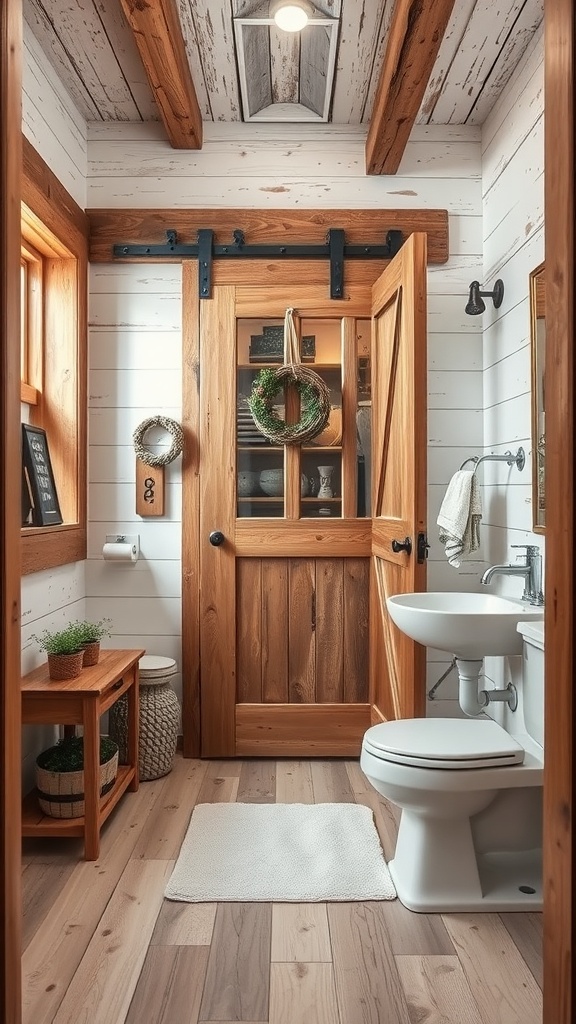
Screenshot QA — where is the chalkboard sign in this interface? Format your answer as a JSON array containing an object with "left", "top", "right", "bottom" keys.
[{"left": 21, "top": 424, "right": 63, "bottom": 527}]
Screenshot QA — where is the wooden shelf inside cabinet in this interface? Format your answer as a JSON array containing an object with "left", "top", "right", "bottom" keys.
[
  {"left": 237, "top": 496, "right": 283, "bottom": 503},
  {"left": 301, "top": 497, "right": 341, "bottom": 503},
  {"left": 237, "top": 446, "right": 281, "bottom": 452},
  {"left": 21, "top": 648, "right": 144, "bottom": 860},
  {"left": 302, "top": 446, "right": 343, "bottom": 453}
]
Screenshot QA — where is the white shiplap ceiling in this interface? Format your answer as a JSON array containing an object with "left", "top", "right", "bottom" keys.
[{"left": 23, "top": 0, "right": 543, "bottom": 128}]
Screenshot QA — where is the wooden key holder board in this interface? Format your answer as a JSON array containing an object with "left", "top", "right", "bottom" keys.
[{"left": 136, "top": 459, "right": 165, "bottom": 516}]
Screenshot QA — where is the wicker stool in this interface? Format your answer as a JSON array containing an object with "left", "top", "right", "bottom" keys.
[{"left": 109, "top": 655, "right": 180, "bottom": 780}]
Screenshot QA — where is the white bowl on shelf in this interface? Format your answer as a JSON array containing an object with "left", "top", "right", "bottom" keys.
[
  {"left": 259, "top": 468, "right": 283, "bottom": 497},
  {"left": 238, "top": 470, "right": 259, "bottom": 497},
  {"left": 259, "top": 469, "right": 310, "bottom": 497}
]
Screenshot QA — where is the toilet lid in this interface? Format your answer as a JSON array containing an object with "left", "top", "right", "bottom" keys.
[{"left": 363, "top": 718, "right": 525, "bottom": 770}]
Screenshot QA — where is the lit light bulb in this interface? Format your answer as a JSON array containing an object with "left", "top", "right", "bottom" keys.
[{"left": 273, "top": 2, "right": 310, "bottom": 32}]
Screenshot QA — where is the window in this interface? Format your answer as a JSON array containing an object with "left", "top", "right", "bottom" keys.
[{"left": 21, "top": 138, "right": 88, "bottom": 575}]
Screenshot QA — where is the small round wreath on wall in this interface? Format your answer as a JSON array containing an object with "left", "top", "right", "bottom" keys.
[
  {"left": 133, "top": 415, "right": 184, "bottom": 467},
  {"left": 247, "top": 365, "right": 331, "bottom": 446}
]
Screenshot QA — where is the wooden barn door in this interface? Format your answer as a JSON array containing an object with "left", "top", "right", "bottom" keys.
[
  {"left": 370, "top": 233, "right": 428, "bottom": 722},
  {"left": 199, "top": 277, "right": 373, "bottom": 757}
]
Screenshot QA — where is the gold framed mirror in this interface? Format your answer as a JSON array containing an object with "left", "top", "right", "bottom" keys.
[{"left": 530, "top": 261, "right": 545, "bottom": 532}]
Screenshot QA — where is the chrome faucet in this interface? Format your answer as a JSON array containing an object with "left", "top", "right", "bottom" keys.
[{"left": 481, "top": 544, "right": 544, "bottom": 606}]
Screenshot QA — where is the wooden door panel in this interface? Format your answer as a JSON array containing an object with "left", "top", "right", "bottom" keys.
[
  {"left": 316, "top": 560, "right": 344, "bottom": 703},
  {"left": 235, "top": 518, "right": 371, "bottom": 556},
  {"left": 374, "top": 556, "right": 420, "bottom": 720},
  {"left": 235, "top": 556, "right": 370, "bottom": 716},
  {"left": 369, "top": 560, "right": 392, "bottom": 723},
  {"left": 288, "top": 560, "right": 316, "bottom": 703},
  {"left": 372, "top": 292, "right": 402, "bottom": 519},
  {"left": 235, "top": 286, "right": 374, "bottom": 318},
  {"left": 370, "top": 234, "right": 428, "bottom": 723},
  {"left": 237, "top": 559, "right": 262, "bottom": 703},
  {"left": 343, "top": 558, "right": 370, "bottom": 703},
  {"left": 262, "top": 558, "right": 289, "bottom": 703},
  {"left": 236, "top": 704, "right": 371, "bottom": 757},
  {"left": 372, "top": 521, "right": 412, "bottom": 561}
]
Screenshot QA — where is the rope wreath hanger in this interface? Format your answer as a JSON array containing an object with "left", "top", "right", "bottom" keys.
[
  {"left": 133, "top": 416, "right": 184, "bottom": 467},
  {"left": 247, "top": 309, "right": 331, "bottom": 446}
]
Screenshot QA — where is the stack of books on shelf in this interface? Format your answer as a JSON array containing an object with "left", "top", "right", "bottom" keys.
[
  {"left": 237, "top": 400, "right": 272, "bottom": 446},
  {"left": 249, "top": 326, "right": 316, "bottom": 363}
]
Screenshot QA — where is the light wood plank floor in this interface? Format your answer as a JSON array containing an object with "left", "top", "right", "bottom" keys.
[{"left": 22, "top": 755, "right": 543, "bottom": 1024}]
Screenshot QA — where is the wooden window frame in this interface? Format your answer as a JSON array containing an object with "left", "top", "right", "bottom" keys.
[
  {"left": 20, "top": 242, "right": 42, "bottom": 405},
  {"left": 21, "top": 139, "right": 88, "bottom": 575}
]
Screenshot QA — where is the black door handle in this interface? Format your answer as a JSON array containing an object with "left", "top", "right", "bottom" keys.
[
  {"left": 209, "top": 531, "right": 225, "bottom": 546},
  {"left": 392, "top": 536, "right": 412, "bottom": 555},
  {"left": 417, "top": 532, "right": 430, "bottom": 563}
]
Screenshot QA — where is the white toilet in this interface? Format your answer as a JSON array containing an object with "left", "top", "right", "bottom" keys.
[{"left": 360, "top": 620, "right": 544, "bottom": 912}]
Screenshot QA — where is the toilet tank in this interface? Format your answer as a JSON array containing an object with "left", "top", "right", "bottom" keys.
[{"left": 517, "top": 620, "right": 545, "bottom": 748}]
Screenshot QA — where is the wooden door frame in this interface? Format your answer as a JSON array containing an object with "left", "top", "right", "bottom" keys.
[
  {"left": 1, "top": 0, "right": 23, "bottom": 1019},
  {"left": 181, "top": 244, "right": 444, "bottom": 758},
  {"left": 194, "top": 274, "right": 378, "bottom": 759},
  {"left": 543, "top": 0, "right": 576, "bottom": 1017}
]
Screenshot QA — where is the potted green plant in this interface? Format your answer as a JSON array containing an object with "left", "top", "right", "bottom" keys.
[
  {"left": 36, "top": 734, "right": 119, "bottom": 818},
  {"left": 31, "top": 624, "right": 84, "bottom": 681},
  {"left": 70, "top": 618, "right": 112, "bottom": 666}
]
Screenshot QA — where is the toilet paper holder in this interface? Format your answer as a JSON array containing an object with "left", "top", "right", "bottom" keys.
[{"left": 103, "top": 534, "right": 140, "bottom": 562}]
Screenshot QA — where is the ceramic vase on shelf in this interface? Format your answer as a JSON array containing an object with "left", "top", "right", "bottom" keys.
[{"left": 317, "top": 465, "right": 334, "bottom": 499}]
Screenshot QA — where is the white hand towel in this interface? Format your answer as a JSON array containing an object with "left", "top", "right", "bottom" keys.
[{"left": 437, "top": 470, "right": 482, "bottom": 567}]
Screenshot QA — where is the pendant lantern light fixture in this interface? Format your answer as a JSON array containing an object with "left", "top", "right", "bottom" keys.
[
  {"left": 233, "top": 0, "right": 338, "bottom": 121},
  {"left": 270, "top": 0, "right": 313, "bottom": 32}
]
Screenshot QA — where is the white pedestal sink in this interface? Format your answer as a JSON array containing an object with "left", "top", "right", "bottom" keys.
[
  {"left": 386, "top": 592, "right": 543, "bottom": 660},
  {"left": 387, "top": 592, "right": 544, "bottom": 716}
]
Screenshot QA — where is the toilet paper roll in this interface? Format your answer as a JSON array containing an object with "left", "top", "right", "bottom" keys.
[{"left": 102, "top": 542, "right": 137, "bottom": 563}]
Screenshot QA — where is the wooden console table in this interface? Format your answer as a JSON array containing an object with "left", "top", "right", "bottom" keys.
[{"left": 21, "top": 648, "right": 144, "bottom": 860}]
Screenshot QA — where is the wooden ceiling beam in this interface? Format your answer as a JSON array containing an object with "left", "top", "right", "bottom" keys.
[
  {"left": 366, "top": 0, "right": 457, "bottom": 175},
  {"left": 119, "top": 0, "right": 202, "bottom": 150}
]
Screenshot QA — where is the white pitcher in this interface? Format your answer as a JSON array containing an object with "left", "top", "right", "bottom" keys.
[{"left": 317, "top": 465, "right": 334, "bottom": 499}]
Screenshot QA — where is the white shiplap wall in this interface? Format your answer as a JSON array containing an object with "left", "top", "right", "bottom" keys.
[
  {"left": 87, "top": 264, "right": 183, "bottom": 698},
  {"left": 21, "top": 27, "right": 88, "bottom": 789},
  {"left": 85, "top": 122, "right": 484, "bottom": 719},
  {"left": 481, "top": 27, "right": 544, "bottom": 697}
]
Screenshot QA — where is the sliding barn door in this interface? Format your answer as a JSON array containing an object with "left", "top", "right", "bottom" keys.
[
  {"left": 370, "top": 233, "right": 428, "bottom": 722},
  {"left": 199, "top": 277, "right": 373, "bottom": 757}
]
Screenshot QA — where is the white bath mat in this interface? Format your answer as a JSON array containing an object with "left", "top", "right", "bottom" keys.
[{"left": 165, "top": 802, "right": 396, "bottom": 902}]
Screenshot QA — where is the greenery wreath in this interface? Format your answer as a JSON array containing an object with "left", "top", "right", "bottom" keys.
[{"left": 247, "top": 365, "right": 331, "bottom": 446}]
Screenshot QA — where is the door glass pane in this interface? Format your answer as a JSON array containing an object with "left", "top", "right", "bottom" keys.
[
  {"left": 237, "top": 318, "right": 284, "bottom": 518},
  {"left": 299, "top": 318, "right": 342, "bottom": 519},
  {"left": 356, "top": 318, "right": 371, "bottom": 517},
  {"left": 237, "top": 315, "right": 369, "bottom": 521}
]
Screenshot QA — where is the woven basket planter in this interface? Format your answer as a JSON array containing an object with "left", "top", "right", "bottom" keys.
[
  {"left": 47, "top": 650, "right": 84, "bottom": 681},
  {"left": 36, "top": 743, "right": 118, "bottom": 819},
  {"left": 82, "top": 641, "right": 101, "bottom": 667}
]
